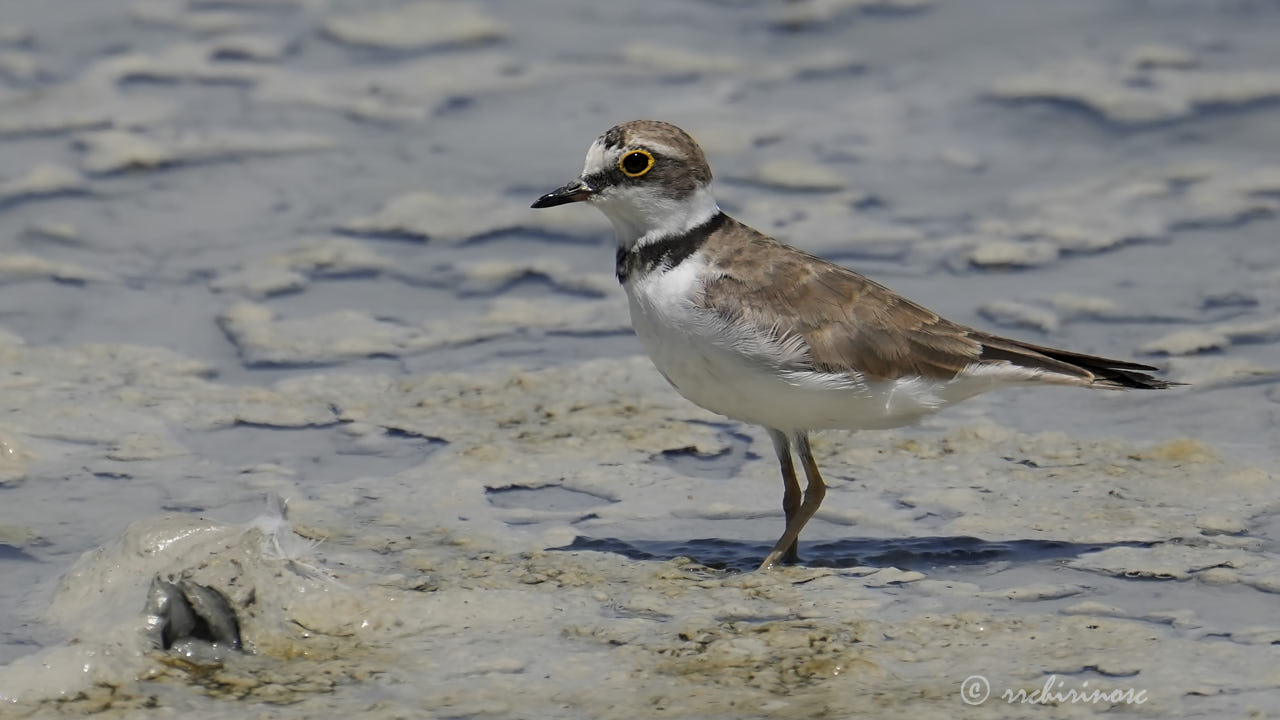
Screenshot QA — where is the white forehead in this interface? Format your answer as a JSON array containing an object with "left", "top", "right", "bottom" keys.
[
  {"left": 580, "top": 138, "right": 614, "bottom": 177},
  {"left": 580, "top": 136, "right": 680, "bottom": 177}
]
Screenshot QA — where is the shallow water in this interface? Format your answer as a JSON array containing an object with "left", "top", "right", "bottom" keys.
[{"left": 1, "top": 0, "right": 1279, "bottom": 717}]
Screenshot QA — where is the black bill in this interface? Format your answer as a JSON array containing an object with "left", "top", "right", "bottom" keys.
[{"left": 531, "top": 179, "right": 593, "bottom": 208}]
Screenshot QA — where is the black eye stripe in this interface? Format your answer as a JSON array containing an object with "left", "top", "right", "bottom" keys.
[{"left": 582, "top": 170, "right": 612, "bottom": 190}]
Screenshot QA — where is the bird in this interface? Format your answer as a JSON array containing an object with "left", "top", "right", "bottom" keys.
[{"left": 530, "top": 120, "right": 1175, "bottom": 571}]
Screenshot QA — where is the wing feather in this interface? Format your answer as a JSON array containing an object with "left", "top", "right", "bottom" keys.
[{"left": 696, "top": 216, "right": 1173, "bottom": 390}]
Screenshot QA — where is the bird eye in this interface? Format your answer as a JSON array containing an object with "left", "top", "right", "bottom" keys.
[{"left": 619, "top": 150, "right": 655, "bottom": 178}]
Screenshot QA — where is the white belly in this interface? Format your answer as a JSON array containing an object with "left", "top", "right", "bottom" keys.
[{"left": 624, "top": 258, "right": 995, "bottom": 432}]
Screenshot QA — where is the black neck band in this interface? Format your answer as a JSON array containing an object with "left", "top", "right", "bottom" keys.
[{"left": 616, "top": 211, "right": 726, "bottom": 283}]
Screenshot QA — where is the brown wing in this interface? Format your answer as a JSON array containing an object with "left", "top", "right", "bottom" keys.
[{"left": 697, "top": 217, "right": 1172, "bottom": 389}]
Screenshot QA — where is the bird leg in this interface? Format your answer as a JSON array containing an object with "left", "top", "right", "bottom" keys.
[
  {"left": 768, "top": 429, "right": 801, "bottom": 565},
  {"left": 759, "top": 431, "right": 827, "bottom": 571}
]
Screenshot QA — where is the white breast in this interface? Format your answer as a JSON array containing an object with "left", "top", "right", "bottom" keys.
[{"left": 622, "top": 255, "right": 1009, "bottom": 433}]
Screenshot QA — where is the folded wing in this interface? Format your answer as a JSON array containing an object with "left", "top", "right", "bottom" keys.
[{"left": 698, "top": 219, "right": 1171, "bottom": 390}]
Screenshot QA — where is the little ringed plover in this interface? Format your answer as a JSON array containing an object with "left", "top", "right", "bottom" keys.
[{"left": 531, "top": 120, "right": 1175, "bottom": 571}]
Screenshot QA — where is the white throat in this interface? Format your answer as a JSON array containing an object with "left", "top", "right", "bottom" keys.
[{"left": 591, "top": 184, "right": 720, "bottom": 251}]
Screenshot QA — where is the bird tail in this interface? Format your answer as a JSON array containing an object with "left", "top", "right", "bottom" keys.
[{"left": 975, "top": 335, "right": 1179, "bottom": 390}]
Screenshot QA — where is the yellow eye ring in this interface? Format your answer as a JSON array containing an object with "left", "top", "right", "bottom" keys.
[{"left": 619, "top": 149, "right": 655, "bottom": 178}]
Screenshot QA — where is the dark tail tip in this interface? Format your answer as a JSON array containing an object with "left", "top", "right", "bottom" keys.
[{"left": 1095, "top": 368, "right": 1185, "bottom": 390}]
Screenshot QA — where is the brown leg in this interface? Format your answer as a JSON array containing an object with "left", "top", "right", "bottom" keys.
[
  {"left": 768, "top": 429, "right": 801, "bottom": 564},
  {"left": 759, "top": 432, "right": 827, "bottom": 571}
]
